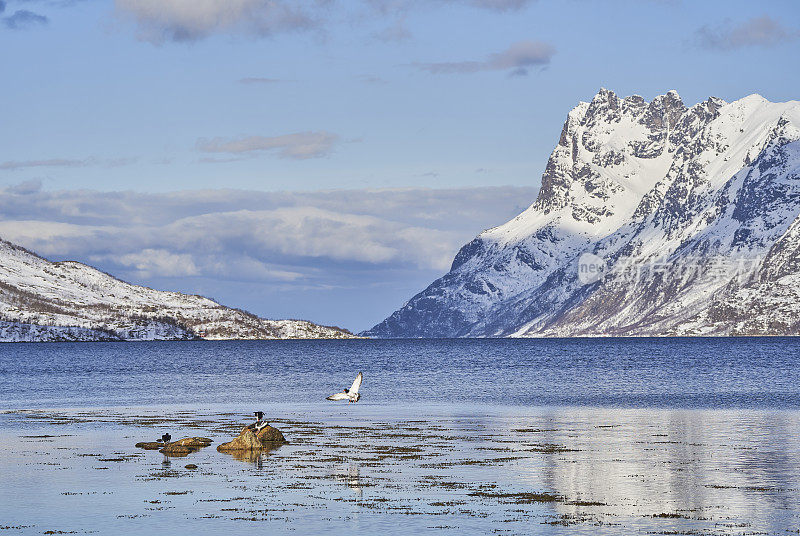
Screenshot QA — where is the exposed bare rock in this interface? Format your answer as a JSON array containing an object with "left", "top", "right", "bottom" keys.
[
  {"left": 159, "top": 436, "right": 213, "bottom": 456},
  {"left": 134, "top": 441, "right": 164, "bottom": 450},
  {"left": 136, "top": 436, "right": 212, "bottom": 455},
  {"left": 255, "top": 424, "right": 286, "bottom": 443},
  {"left": 217, "top": 425, "right": 287, "bottom": 453}
]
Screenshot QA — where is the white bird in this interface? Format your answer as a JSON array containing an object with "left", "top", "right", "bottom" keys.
[{"left": 327, "top": 372, "right": 363, "bottom": 403}]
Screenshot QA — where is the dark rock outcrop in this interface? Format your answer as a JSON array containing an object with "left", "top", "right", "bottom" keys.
[
  {"left": 159, "top": 436, "right": 213, "bottom": 456},
  {"left": 217, "top": 425, "right": 287, "bottom": 453},
  {"left": 135, "top": 441, "right": 164, "bottom": 450},
  {"left": 136, "top": 436, "right": 213, "bottom": 456}
]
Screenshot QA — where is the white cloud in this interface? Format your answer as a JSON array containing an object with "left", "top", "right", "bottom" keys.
[
  {"left": 115, "top": 0, "right": 537, "bottom": 44},
  {"left": 6, "top": 178, "right": 43, "bottom": 195},
  {"left": 114, "top": 248, "right": 200, "bottom": 278},
  {"left": 197, "top": 132, "right": 340, "bottom": 160},
  {"left": 115, "top": 0, "right": 321, "bottom": 43},
  {"left": 0, "top": 156, "right": 137, "bottom": 171},
  {"left": 0, "top": 185, "right": 537, "bottom": 283},
  {"left": 3, "top": 9, "right": 48, "bottom": 30},
  {"left": 150, "top": 206, "right": 460, "bottom": 270},
  {"left": 366, "top": 0, "right": 534, "bottom": 14},
  {"left": 467, "top": 0, "right": 532, "bottom": 10},
  {"left": 696, "top": 15, "right": 800, "bottom": 50},
  {"left": 238, "top": 77, "right": 285, "bottom": 84},
  {"left": 415, "top": 40, "right": 555, "bottom": 75}
]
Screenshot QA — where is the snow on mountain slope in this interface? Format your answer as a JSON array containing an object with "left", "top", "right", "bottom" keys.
[
  {"left": 0, "top": 238, "right": 355, "bottom": 341},
  {"left": 365, "top": 89, "right": 800, "bottom": 338}
]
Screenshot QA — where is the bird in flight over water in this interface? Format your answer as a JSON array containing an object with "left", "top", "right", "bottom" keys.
[{"left": 327, "top": 372, "right": 363, "bottom": 403}]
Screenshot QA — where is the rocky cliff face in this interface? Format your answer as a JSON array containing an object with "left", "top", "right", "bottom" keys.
[
  {"left": 0, "top": 238, "right": 355, "bottom": 341},
  {"left": 365, "top": 89, "right": 800, "bottom": 337}
]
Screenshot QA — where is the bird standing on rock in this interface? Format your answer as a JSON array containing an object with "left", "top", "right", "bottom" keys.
[
  {"left": 252, "top": 411, "right": 269, "bottom": 432},
  {"left": 327, "top": 372, "right": 363, "bottom": 403}
]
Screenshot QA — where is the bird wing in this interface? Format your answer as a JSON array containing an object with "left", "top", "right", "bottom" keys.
[
  {"left": 327, "top": 391, "right": 350, "bottom": 401},
  {"left": 349, "top": 372, "right": 363, "bottom": 395}
]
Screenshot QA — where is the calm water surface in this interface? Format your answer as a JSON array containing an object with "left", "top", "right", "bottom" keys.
[
  {"left": 0, "top": 338, "right": 799, "bottom": 535},
  {"left": 1, "top": 337, "right": 799, "bottom": 409}
]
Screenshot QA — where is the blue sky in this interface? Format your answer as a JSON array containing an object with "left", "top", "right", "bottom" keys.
[{"left": 1, "top": 0, "right": 799, "bottom": 331}]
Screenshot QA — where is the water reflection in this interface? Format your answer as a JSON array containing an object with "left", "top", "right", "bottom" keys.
[
  {"left": 225, "top": 442, "right": 284, "bottom": 466},
  {"left": 332, "top": 464, "right": 364, "bottom": 496},
  {"left": 502, "top": 408, "right": 800, "bottom": 532}
]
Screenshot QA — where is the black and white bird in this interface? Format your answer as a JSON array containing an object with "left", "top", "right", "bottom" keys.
[
  {"left": 158, "top": 433, "right": 171, "bottom": 445},
  {"left": 326, "top": 372, "right": 363, "bottom": 403},
  {"left": 252, "top": 411, "right": 269, "bottom": 432}
]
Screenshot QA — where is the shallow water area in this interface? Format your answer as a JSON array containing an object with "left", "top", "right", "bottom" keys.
[{"left": 1, "top": 403, "right": 799, "bottom": 535}]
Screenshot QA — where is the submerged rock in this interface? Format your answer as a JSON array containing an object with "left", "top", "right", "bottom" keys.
[{"left": 217, "top": 425, "right": 287, "bottom": 453}]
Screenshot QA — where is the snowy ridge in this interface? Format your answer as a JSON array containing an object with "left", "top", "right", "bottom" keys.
[
  {"left": 365, "top": 89, "right": 800, "bottom": 337},
  {"left": 0, "top": 239, "right": 355, "bottom": 341}
]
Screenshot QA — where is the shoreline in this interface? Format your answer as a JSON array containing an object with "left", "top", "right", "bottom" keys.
[
  {"left": 5, "top": 401, "right": 800, "bottom": 416},
  {"left": 3, "top": 333, "right": 800, "bottom": 343}
]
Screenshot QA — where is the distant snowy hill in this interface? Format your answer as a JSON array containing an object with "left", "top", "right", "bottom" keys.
[
  {"left": 0, "top": 238, "right": 354, "bottom": 341},
  {"left": 365, "top": 89, "right": 800, "bottom": 337}
]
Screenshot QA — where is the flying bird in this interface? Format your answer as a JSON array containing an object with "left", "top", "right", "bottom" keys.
[{"left": 327, "top": 372, "right": 363, "bottom": 403}]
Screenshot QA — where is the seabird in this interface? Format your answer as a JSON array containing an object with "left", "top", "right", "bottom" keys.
[
  {"left": 159, "top": 433, "right": 172, "bottom": 465},
  {"left": 326, "top": 372, "right": 363, "bottom": 403},
  {"left": 252, "top": 411, "right": 269, "bottom": 432}
]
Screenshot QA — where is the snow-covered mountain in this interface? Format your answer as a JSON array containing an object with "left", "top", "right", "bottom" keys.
[
  {"left": 0, "top": 238, "right": 355, "bottom": 341},
  {"left": 365, "top": 89, "right": 800, "bottom": 337}
]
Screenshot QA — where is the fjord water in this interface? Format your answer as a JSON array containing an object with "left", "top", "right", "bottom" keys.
[
  {"left": 1, "top": 338, "right": 799, "bottom": 535},
  {"left": 1, "top": 338, "right": 799, "bottom": 409}
]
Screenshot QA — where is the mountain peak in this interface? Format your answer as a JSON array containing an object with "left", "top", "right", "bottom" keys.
[
  {"left": 654, "top": 89, "right": 684, "bottom": 108},
  {"left": 365, "top": 91, "right": 800, "bottom": 339},
  {"left": 593, "top": 87, "right": 617, "bottom": 99},
  {"left": 590, "top": 87, "right": 620, "bottom": 108}
]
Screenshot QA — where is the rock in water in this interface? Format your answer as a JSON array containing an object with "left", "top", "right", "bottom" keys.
[
  {"left": 256, "top": 424, "right": 286, "bottom": 443},
  {"left": 160, "top": 436, "right": 213, "bottom": 455},
  {"left": 217, "top": 425, "right": 287, "bottom": 452},
  {"left": 135, "top": 441, "right": 164, "bottom": 450},
  {"left": 217, "top": 428, "right": 262, "bottom": 452},
  {"left": 137, "top": 436, "right": 213, "bottom": 456}
]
